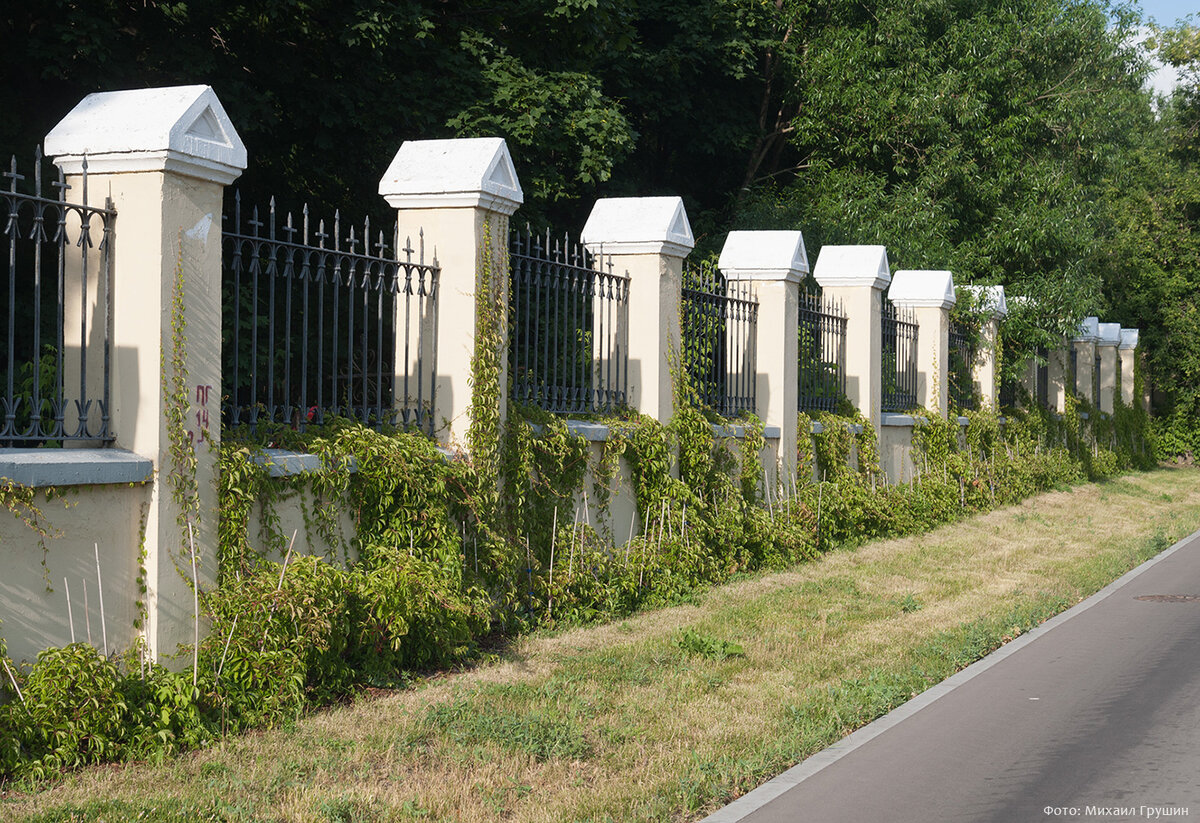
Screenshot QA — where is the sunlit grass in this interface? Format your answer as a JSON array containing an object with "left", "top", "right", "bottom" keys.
[{"left": 6, "top": 467, "right": 1200, "bottom": 822}]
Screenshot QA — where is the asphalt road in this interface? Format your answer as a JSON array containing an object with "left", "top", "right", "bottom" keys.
[{"left": 704, "top": 529, "right": 1200, "bottom": 823}]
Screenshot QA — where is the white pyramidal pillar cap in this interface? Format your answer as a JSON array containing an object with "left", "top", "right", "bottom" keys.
[
  {"left": 581, "top": 196, "right": 694, "bottom": 257},
  {"left": 958, "top": 284, "right": 1008, "bottom": 318},
  {"left": 1097, "top": 322, "right": 1122, "bottom": 346},
  {"left": 45, "top": 85, "right": 247, "bottom": 185},
  {"left": 812, "top": 245, "right": 891, "bottom": 290},
  {"left": 1074, "top": 316, "right": 1100, "bottom": 342},
  {"left": 888, "top": 270, "right": 956, "bottom": 309},
  {"left": 1118, "top": 328, "right": 1140, "bottom": 350},
  {"left": 379, "top": 137, "right": 523, "bottom": 216},
  {"left": 717, "top": 230, "right": 809, "bottom": 283}
]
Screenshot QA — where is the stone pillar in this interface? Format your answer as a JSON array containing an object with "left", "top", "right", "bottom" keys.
[
  {"left": 379, "top": 138, "right": 523, "bottom": 448},
  {"left": 1097, "top": 322, "right": 1121, "bottom": 414},
  {"left": 581, "top": 197, "right": 694, "bottom": 423},
  {"left": 1047, "top": 344, "right": 1070, "bottom": 414},
  {"left": 717, "top": 230, "right": 808, "bottom": 484},
  {"left": 957, "top": 285, "right": 1007, "bottom": 410},
  {"left": 812, "top": 246, "right": 891, "bottom": 433},
  {"left": 888, "top": 270, "right": 956, "bottom": 417},
  {"left": 1072, "top": 316, "right": 1099, "bottom": 407},
  {"left": 1119, "top": 329, "right": 1139, "bottom": 408},
  {"left": 45, "top": 85, "right": 246, "bottom": 660}
]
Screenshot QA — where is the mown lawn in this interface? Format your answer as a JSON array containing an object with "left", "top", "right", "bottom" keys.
[{"left": 5, "top": 466, "right": 1200, "bottom": 823}]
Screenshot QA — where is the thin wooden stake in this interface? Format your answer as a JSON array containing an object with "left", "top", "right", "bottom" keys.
[
  {"left": 94, "top": 543, "right": 107, "bottom": 657},
  {"left": 216, "top": 613, "right": 239, "bottom": 683},
  {"left": 64, "top": 577, "right": 75, "bottom": 644},
  {"left": 188, "top": 524, "right": 199, "bottom": 686},
  {"left": 2, "top": 658, "right": 23, "bottom": 705},
  {"left": 549, "top": 506, "right": 558, "bottom": 615},
  {"left": 625, "top": 515, "right": 635, "bottom": 568},
  {"left": 816, "top": 479, "right": 823, "bottom": 550},
  {"left": 83, "top": 579, "right": 92, "bottom": 646}
]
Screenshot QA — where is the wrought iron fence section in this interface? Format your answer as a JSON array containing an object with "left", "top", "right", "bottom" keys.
[
  {"left": 1069, "top": 347, "right": 1078, "bottom": 397},
  {"left": 797, "top": 288, "right": 847, "bottom": 413},
  {"left": 681, "top": 261, "right": 758, "bottom": 418},
  {"left": 881, "top": 300, "right": 918, "bottom": 412},
  {"left": 508, "top": 227, "right": 628, "bottom": 415},
  {"left": 0, "top": 149, "right": 115, "bottom": 445},
  {"left": 222, "top": 192, "right": 439, "bottom": 434},
  {"left": 948, "top": 319, "right": 975, "bottom": 411}
]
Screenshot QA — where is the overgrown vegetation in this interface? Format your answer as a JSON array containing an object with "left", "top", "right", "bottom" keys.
[
  {"left": 6, "top": 468, "right": 1197, "bottom": 821},
  {"left": 0, "top": 384, "right": 1154, "bottom": 787}
]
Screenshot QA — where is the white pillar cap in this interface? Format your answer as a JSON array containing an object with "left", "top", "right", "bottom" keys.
[
  {"left": 379, "top": 137, "right": 523, "bottom": 216},
  {"left": 1118, "top": 328, "right": 1140, "bottom": 350},
  {"left": 1097, "top": 322, "right": 1122, "bottom": 346},
  {"left": 888, "top": 270, "right": 956, "bottom": 310},
  {"left": 958, "top": 284, "right": 1008, "bottom": 318},
  {"left": 812, "top": 245, "right": 891, "bottom": 291},
  {"left": 1074, "top": 316, "right": 1100, "bottom": 342},
  {"left": 581, "top": 196, "right": 694, "bottom": 257},
  {"left": 45, "top": 85, "right": 247, "bottom": 185},
  {"left": 717, "top": 230, "right": 809, "bottom": 283}
]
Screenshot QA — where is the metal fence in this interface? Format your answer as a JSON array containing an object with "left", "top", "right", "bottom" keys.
[
  {"left": 881, "top": 300, "right": 918, "bottom": 412},
  {"left": 1069, "top": 347, "right": 1078, "bottom": 397},
  {"left": 681, "top": 261, "right": 758, "bottom": 418},
  {"left": 948, "top": 319, "right": 975, "bottom": 411},
  {"left": 222, "top": 193, "right": 440, "bottom": 433},
  {"left": 0, "top": 150, "right": 115, "bottom": 445},
  {"left": 797, "top": 288, "right": 847, "bottom": 413},
  {"left": 509, "top": 227, "right": 628, "bottom": 415}
]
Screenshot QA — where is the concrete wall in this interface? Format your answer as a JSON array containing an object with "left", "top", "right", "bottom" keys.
[{"left": 1, "top": 483, "right": 151, "bottom": 665}]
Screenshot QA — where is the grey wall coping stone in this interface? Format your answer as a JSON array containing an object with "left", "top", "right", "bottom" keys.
[
  {"left": 0, "top": 449, "right": 153, "bottom": 487},
  {"left": 807, "top": 421, "right": 863, "bottom": 435},
  {"left": 561, "top": 419, "right": 781, "bottom": 442},
  {"left": 252, "top": 445, "right": 456, "bottom": 478}
]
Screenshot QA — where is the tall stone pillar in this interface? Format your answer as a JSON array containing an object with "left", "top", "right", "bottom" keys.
[
  {"left": 581, "top": 197, "right": 694, "bottom": 423},
  {"left": 1118, "top": 329, "right": 1139, "bottom": 408},
  {"left": 379, "top": 138, "right": 523, "bottom": 448},
  {"left": 812, "top": 246, "right": 891, "bottom": 434},
  {"left": 888, "top": 270, "right": 956, "bottom": 417},
  {"left": 46, "top": 85, "right": 246, "bottom": 660},
  {"left": 1073, "top": 316, "right": 1100, "bottom": 407},
  {"left": 957, "top": 285, "right": 1008, "bottom": 410},
  {"left": 1097, "top": 322, "right": 1121, "bottom": 414},
  {"left": 718, "top": 230, "right": 808, "bottom": 484}
]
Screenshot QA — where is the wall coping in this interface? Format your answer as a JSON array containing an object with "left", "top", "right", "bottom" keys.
[
  {"left": 812, "top": 245, "right": 891, "bottom": 291},
  {"left": 717, "top": 230, "right": 809, "bottom": 284},
  {"left": 0, "top": 449, "right": 152, "bottom": 487},
  {"left": 889, "top": 270, "right": 956, "bottom": 309},
  {"left": 1118, "top": 328, "right": 1140, "bottom": 350},
  {"left": 808, "top": 421, "right": 864, "bottom": 435},
  {"left": 378, "top": 137, "right": 523, "bottom": 215},
  {"left": 581, "top": 197, "right": 695, "bottom": 258},
  {"left": 1097, "top": 322, "right": 1122, "bottom": 347},
  {"left": 251, "top": 445, "right": 457, "bottom": 478},
  {"left": 1073, "top": 316, "right": 1100, "bottom": 343},
  {"left": 45, "top": 85, "right": 247, "bottom": 185},
  {"left": 550, "top": 420, "right": 781, "bottom": 442}
]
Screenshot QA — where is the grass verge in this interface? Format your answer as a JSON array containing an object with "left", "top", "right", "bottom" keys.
[{"left": 5, "top": 466, "right": 1200, "bottom": 822}]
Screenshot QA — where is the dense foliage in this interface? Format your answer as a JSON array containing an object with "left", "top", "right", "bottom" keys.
[
  {"left": 2, "top": 0, "right": 1197, "bottom": 445},
  {"left": 0, "top": 397, "right": 1153, "bottom": 785}
]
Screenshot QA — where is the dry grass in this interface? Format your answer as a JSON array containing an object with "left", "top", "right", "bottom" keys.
[{"left": 6, "top": 467, "right": 1200, "bottom": 823}]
